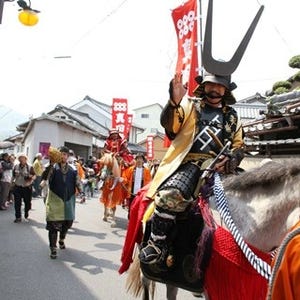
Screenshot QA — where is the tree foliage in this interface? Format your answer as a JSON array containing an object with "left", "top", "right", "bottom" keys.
[
  {"left": 272, "top": 80, "right": 292, "bottom": 91},
  {"left": 274, "top": 87, "right": 290, "bottom": 95},
  {"left": 289, "top": 55, "right": 300, "bottom": 69},
  {"left": 293, "top": 71, "right": 300, "bottom": 81}
]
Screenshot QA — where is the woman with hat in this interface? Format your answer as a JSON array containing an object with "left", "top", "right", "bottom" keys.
[
  {"left": 12, "top": 153, "right": 36, "bottom": 223},
  {"left": 139, "top": 72, "right": 245, "bottom": 265}
]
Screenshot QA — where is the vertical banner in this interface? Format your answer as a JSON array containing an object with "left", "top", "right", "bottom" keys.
[
  {"left": 112, "top": 98, "right": 128, "bottom": 139},
  {"left": 146, "top": 135, "right": 154, "bottom": 160},
  {"left": 172, "top": 0, "right": 199, "bottom": 96},
  {"left": 125, "top": 113, "right": 133, "bottom": 140}
]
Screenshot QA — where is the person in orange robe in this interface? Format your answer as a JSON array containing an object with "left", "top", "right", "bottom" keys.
[
  {"left": 266, "top": 220, "right": 300, "bottom": 300},
  {"left": 122, "top": 153, "right": 151, "bottom": 218},
  {"left": 76, "top": 158, "right": 86, "bottom": 203}
]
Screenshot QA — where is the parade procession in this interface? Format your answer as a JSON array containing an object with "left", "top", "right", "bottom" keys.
[{"left": 1, "top": 0, "right": 300, "bottom": 299}]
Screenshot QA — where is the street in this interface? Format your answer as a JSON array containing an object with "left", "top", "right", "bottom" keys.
[{"left": 0, "top": 192, "right": 198, "bottom": 300}]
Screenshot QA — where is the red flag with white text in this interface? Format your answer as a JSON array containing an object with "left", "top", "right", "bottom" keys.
[
  {"left": 146, "top": 135, "right": 154, "bottom": 160},
  {"left": 112, "top": 98, "right": 128, "bottom": 139},
  {"left": 125, "top": 113, "right": 133, "bottom": 140},
  {"left": 172, "top": 0, "right": 199, "bottom": 96}
]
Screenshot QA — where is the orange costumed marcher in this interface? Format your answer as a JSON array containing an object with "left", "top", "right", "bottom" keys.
[
  {"left": 99, "top": 129, "right": 132, "bottom": 227},
  {"left": 76, "top": 158, "right": 86, "bottom": 203},
  {"left": 103, "top": 129, "right": 134, "bottom": 165},
  {"left": 266, "top": 220, "right": 300, "bottom": 300},
  {"left": 122, "top": 153, "right": 152, "bottom": 218}
]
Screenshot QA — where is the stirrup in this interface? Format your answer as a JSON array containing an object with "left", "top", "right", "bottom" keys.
[{"left": 139, "top": 240, "right": 164, "bottom": 265}]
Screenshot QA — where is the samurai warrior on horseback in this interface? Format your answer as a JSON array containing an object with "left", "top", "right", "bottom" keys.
[
  {"left": 125, "top": 0, "right": 266, "bottom": 297},
  {"left": 139, "top": 0, "right": 264, "bottom": 268}
]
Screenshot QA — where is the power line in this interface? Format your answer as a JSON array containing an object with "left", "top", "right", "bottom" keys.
[
  {"left": 71, "top": 0, "right": 129, "bottom": 49},
  {"left": 0, "top": 107, "right": 13, "bottom": 121},
  {"left": 256, "top": 0, "right": 294, "bottom": 54}
]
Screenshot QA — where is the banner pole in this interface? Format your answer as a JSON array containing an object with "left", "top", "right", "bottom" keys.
[{"left": 197, "top": 0, "right": 203, "bottom": 76}]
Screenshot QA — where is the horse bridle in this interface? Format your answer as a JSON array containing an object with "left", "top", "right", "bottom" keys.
[{"left": 213, "top": 173, "right": 272, "bottom": 281}]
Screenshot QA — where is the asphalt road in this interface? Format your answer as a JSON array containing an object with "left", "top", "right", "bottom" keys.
[{"left": 0, "top": 192, "right": 198, "bottom": 300}]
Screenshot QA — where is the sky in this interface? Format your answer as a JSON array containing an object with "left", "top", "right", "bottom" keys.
[{"left": 0, "top": 0, "right": 299, "bottom": 119}]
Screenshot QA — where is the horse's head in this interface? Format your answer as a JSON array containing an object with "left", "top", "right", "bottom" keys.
[{"left": 98, "top": 153, "right": 121, "bottom": 189}]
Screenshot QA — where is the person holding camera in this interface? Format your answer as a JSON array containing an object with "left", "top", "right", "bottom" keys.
[{"left": 12, "top": 153, "right": 36, "bottom": 223}]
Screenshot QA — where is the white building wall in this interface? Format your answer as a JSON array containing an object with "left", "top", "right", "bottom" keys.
[
  {"left": 22, "top": 119, "right": 92, "bottom": 163},
  {"left": 134, "top": 104, "right": 164, "bottom": 142},
  {"left": 57, "top": 123, "right": 91, "bottom": 146}
]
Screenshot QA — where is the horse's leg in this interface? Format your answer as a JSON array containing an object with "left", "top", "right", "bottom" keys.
[
  {"left": 166, "top": 284, "right": 178, "bottom": 300},
  {"left": 110, "top": 206, "right": 116, "bottom": 227},
  {"left": 141, "top": 274, "right": 156, "bottom": 300},
  {"left": 141, "top": 275, "right": 150, "bottom": 300},
  {"left": 103, "top": 205, "right": 108, "bottom": 222},
  {"left": 126, "top": 251, "right": 156, "bottom": 298}
]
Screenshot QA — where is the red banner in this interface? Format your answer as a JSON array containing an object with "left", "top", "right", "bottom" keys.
[
  {"left": 112, "top": 98, "right": 128, "bottom": 139},
  {"left": 125, "top": 113, "right": 133, "bottom": 140},
  {"left": 146, "top": 135, "right": 154, "bottom": 160},
  {"left": 172, "top": 0, "right": 199, "bottom": 96}
]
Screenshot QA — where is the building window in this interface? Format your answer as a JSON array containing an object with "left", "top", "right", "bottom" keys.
[{"left": 141, "top": 113, "right": 149, "bottom": 118}]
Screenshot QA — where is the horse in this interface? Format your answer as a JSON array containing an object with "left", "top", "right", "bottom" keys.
[
  {"left": 121, "top": 159, "right": 300, "bottom": 299},
  {"left": 97, "top": 152, "right": 126, "bottom": 227}
]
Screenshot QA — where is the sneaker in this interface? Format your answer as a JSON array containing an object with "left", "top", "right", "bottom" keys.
[
  {"left": 14, "top": 218, "right": 22, "bottom": 223},
  {"left": 24, "top": 218, "right": 29, "bottom": 223},
  {"left": 139, "top": 240, "right": 165, "bottom": 264},
  {"left": 59, "top": 240, "right": 66, "bottom": 249},
  {"left": 50, "top": 247, "right": 57, "bottom": 259}
]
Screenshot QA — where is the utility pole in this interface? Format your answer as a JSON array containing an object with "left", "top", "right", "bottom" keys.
[{"left": 0, "top": 0, "right": 4, "bottom": 24}]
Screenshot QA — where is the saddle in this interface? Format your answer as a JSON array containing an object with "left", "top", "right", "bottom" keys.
[{"left": 140, "top": 203, "right": 211, "bottom": 294}]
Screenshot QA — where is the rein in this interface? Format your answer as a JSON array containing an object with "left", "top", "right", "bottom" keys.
[{"left": 213, "top": 173, "right": 272, "bottom": 281}]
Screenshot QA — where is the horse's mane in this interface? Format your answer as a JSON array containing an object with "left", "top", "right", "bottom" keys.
[{"left": 223, "top": 159, "right": 300, "bottom": 191}]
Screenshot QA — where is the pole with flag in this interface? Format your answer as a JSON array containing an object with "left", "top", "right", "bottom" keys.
[
  {"left": 171, "top": 0, "right": 201, "bottom": 96},
  {"left": 164, "top": 0, "right": 201, "bottom": 148}
]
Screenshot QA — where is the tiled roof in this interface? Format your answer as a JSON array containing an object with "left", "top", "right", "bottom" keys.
[
  {"left": 128, "top": 142, "right": 146, "bottom": 153},
  {"left": 133, "top": 103, "right": 164, "bottom": 111},
  {"left": 233, "top": 102, "right": 267, "bottom": 120},
  {"left": 51, "top": 105, "right": 108, "bottom": 137},
  {"left": 70, "top": 95, "right": 111, "bottom": 114},
  {"left": 245, "top": 138, "right": 300, "bottom": 146}
]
